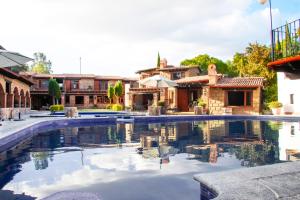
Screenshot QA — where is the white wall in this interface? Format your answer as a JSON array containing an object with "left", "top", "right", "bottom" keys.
[{"left": 277, "top": 72, "right": 300, "bottom": 114}]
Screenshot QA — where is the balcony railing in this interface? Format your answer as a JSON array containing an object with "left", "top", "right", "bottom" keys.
[{"left": 272, "top": 19, "right": 300, "bottom": 61}]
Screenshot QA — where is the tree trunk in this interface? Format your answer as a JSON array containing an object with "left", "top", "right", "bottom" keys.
[{"left": 52, "top": 96, "right": 55, "bottom": 105}]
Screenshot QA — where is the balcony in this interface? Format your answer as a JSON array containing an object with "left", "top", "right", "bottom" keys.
[
  {"left": 268, "top": 19, "right": 300, "bottom": 72},
  {"left": 272, "top": 19, "right": 300, "bottom": 60}
]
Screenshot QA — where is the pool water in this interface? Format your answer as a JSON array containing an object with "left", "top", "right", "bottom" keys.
[{"left": 0, "top": 120, "right": 299, "bottom": 200}]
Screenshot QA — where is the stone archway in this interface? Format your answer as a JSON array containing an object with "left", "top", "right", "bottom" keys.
[
  {"left": 13, "top": 87, "right": 20, "bottom": 108},
  {"left": 20, "top": 89, "right": 25, "bottom": 108},
  {"left": 25, "top": 91, "right": 30, "bottom": 108},
  {"left": 0, "top": 83, "right": 5, "bottom": 108}
]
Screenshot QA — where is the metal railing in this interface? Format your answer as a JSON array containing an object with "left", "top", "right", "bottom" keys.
[{"left": 272, "top": 19, "right": 300, "bottom": 61}]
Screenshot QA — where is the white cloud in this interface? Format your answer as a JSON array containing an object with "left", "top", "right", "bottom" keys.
[{"left": 0, "top": 0, "right": 287, "bottom": 76}]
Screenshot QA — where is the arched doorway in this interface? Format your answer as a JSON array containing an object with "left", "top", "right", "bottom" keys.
[
  {"left": 0, "top": 83, "right": 5, "bottom": 108},
  {"left": 13, "top": 87, "right": 19, "bottom": 108},
  {"left": 25, "top": 91, "right": 30, "bottom": 108},
  {"left": 20, "top": 89, "right": 25, "bottom": 108}
]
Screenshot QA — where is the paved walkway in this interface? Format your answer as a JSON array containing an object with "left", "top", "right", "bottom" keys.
[{"left": 194, "top": 161, "right": 300, "bottom": 200}]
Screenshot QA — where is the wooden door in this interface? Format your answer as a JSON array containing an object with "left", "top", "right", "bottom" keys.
[{"left": 177, "top": 88, "right": 189, "bottom": 112}]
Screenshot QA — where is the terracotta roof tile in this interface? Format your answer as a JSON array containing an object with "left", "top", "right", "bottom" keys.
[
  {"left": 176, "top": 75, "right": 210, "bottom": 84},
  {"left": 214, "top": 77, "right": 264, "bottom": 88}
]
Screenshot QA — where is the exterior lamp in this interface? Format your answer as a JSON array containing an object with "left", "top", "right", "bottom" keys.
[{"left": 258, "top": 0, "right": 274, "bottom": 60}]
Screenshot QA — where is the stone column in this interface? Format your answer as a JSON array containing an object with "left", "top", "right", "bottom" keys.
[
  {"left": 153, "top": 93, "right": 158, "bottom": 106},
  {"left": 70, "top": 95, "right": 75, "bottom": 106},
  {"left": 61, "top": 94, "right": 65, "bottom": 106},
  {"left": 93, "top": 95, "right": 97, "bottom": 105},
  {"left": 84, "top": 95, "right": 89, "bottom": 108}
]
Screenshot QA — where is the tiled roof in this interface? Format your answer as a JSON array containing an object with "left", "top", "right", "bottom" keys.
[
  {"left": 0, "top": 68, "right": 34, "bottom": 85},
  {"left": 176, "top": 75, "right": 209, "bottom": 84},
  {"left": 21, "top": 72, "right": 138, "bottom": 81},
  {"left": 158, "top": 65, "right": 199, "bottom": 72},
  {"left": 213, "top": 77, "right": 264, "bottom": 88}
]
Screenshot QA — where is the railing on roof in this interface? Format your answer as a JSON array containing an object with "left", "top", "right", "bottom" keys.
[{"left": 272, "top": 18, "right": 300, "bottom": 61}]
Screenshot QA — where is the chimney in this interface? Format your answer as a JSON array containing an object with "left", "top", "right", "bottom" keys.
[
  {"left": 160, "top": 58, "right": 168, "bottom": 69},
  {"left": 208, "top": 64, "right": 218, "bottom": 85}
]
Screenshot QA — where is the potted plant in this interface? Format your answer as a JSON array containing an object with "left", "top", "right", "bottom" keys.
[
  {"left": 194, "top": 98, "right": 206, "bottom": 115},
  {"left": 268, "top": 101, "right": 283, "bottom": 115},
  {"left": 158, "top": 100, "right": 166, "bottom": 114}
]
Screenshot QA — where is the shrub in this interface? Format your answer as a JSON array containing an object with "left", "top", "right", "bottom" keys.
[
  {"left": 112, "top": 104, "right": 123, "bottom": 111},
  {"left": 268, "top": 101, "right": 283, "bottom": 109},
  {"left": 157, "top": 101, "right": 165, "bottom": 107},
  {"left": 197, "top": 98, "right": 206, "bottom": 107},
  {"left": 106, "top": 104, "right": 112, "bottom": 110},
  {"left": 50, "top": 104, "right": 64, "bottom": 112}
]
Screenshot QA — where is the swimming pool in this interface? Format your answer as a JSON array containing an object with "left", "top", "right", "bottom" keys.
[{"left": 0, "top": 118, "right": 300, "bottom": 199}]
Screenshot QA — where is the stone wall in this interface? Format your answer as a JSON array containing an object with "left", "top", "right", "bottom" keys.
[{"left": 208, "top": 87, "right": 262, "bottom": 115}]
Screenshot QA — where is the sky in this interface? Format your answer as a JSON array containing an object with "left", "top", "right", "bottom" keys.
[{"left": 0, "top": 0, "right": 299, "bottom": 77}]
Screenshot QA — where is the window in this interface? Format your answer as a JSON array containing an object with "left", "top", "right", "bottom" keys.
[
  {"left": 71, "top": 80, "right": 79, "bottom": 89},
  {"left": 75, "top": 96, "right": 84, "bottom": 104},
  {"left": 65, "top": 95, "right": 70, "bottom": 104},
  {"left": 40, "top": 80, "right": 49, "bottom": 89},
  {"left": 89, "top": 95, "right": 94, "bottom": 104},
  {"left": 227, "top": 91, "right": 253, "bottom": 106},
  {"left": 290, "top": 94, "right": 294, "bottom": 104},
  {"left": 99, "top": 81, "right": 108, "bottom": 91},
  {"left": 172, "top": 72, "right": 182, "bottom": 80}
]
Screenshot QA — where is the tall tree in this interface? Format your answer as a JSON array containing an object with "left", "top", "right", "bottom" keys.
[
  {"left": 48, "top": 79, "right": 61, "bottom": 105},
  {"left": 31, "top": 52, "right": 52, "bottom": 74},
  {"left": 114, "top": 81, "right": 123, "bottom": 104},
  {"left": 231, "top": 43, "right": 277, "bottom": 103},
  {"left": 180, "top": 54, "right": 235, "bottom": 75},
  {"left": 107, "top": 85, "right": 114, "bottom": 104},
  {"left": 157, "top": 52, "right": 160, "bottom": 68}
]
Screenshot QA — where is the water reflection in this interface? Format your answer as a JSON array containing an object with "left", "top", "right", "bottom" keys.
[{"left": 0, "top": 120, "right": 299, "bottom": 199}]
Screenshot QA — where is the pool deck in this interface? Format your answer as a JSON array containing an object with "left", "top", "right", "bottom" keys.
[
  {"left": 1, "top": 112, "right": 300, "bottom": 199},
  {"left": 194, "top": 161, "right": 300, "bottom": 200}
]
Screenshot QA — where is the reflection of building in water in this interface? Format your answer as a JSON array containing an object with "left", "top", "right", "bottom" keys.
[
  {"left": 0, "top": 140, "right": 31, "bottom": 189},
  {"left": 278, "top": 122, "right": 300, "bottom": 161},
  {"left": 185, "top": 120, "right": 281, "bottom": 166}
]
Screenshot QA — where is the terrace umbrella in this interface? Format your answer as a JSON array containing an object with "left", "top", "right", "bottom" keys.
[
  {"left": 139, "top": 75, "right": 178, "bottom": 88},
  {"left": 0, "top": 46, "right": 33, "bottom": 67}
]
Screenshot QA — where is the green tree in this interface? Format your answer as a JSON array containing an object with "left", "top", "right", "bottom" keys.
[
  {"left": 180, "top": 54, "right": 235, "bottom": 75},
  {"left": 114, "top": 81, "right": 123, "bottom": 104},
  {"left": 48, "top": 78, "right": 61, "bottom": 105},
  {"left": 107, "top": 84, "right": 114, "bottom": 104},
  {"left": 157, "top": 52, "right": 160, "bottom": 68},
  {"left": 231, "top": 43, "right": 277, "bottom": 103},
  {"left": 30, "top": 52, "right": 52, "bottom": 74}
]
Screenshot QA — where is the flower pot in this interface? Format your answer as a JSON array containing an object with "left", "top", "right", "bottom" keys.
[
  {"left": 271, "top": 108, "right": 281, "bottom": 115},
  {"left": 194, "top": 106, "right": 203, "bottom": 115}
]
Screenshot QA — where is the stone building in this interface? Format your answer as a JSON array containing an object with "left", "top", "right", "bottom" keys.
[
  {"left": 129, "top": 59, "right": 264, "bottom": 115},
  {"left": 22, "top": 73, "right": 137, "bottom": 110},
  {"left": 0, "top": 67, "right": 33, "bottom": 119}
]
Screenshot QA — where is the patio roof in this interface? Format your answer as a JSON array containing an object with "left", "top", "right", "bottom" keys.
[
  {"left": 267, "top": 55, "right": 300, "bottom": 72},
  {"left": 129, "top": 88, "right": 160, "bottom": 94},
  {"left": 0, "top": 67, "right": 34, "bottom": 85},
  {"left": 211, "top": 77, "right": 264, "bottom": 88}
]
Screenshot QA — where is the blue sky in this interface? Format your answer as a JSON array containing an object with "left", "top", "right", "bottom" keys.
[{"left": 0, "top": 0, "right": 299, "bottom": 76}]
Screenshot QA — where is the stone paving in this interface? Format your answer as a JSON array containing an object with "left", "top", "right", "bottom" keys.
[{"left": 194, "top": 161, "right": 300, "bottom": 200}]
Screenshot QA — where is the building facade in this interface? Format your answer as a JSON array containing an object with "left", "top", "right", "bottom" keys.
[
  {"left": 129, "top": 59, "right": 264, "bottom": 115},
  {"left": 267, "top": 18, "right": 300, "bottom": 115},
  {"left": 0, "top": 68, "right": 33, "bottom": 119},
  {"left": 22, "top": 73, "right": 137, "bottom": 110}
]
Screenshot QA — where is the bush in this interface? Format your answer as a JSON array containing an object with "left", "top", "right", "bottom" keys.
[
  {"left": 268, "top": 101, "right": 283, "bottom": 109},
  {"left": 157, "top": 100, "right": 165, "bottom": 107},
  {"left": 197, "top": 98, "right": 206, "bottom": 107},
  {"left": 50, "top": 104, "right": 64, "bottom": 112},
  {"left": 106, "top": 104, "right": 112, "bottom": 110},
  {"left": 112, "top": 104, "right": 123, "bottom": 111}
]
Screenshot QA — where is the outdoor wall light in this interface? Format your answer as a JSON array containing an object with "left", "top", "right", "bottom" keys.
[{"left": 258, "top": 0, "right": 268, "bottom": 5}]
